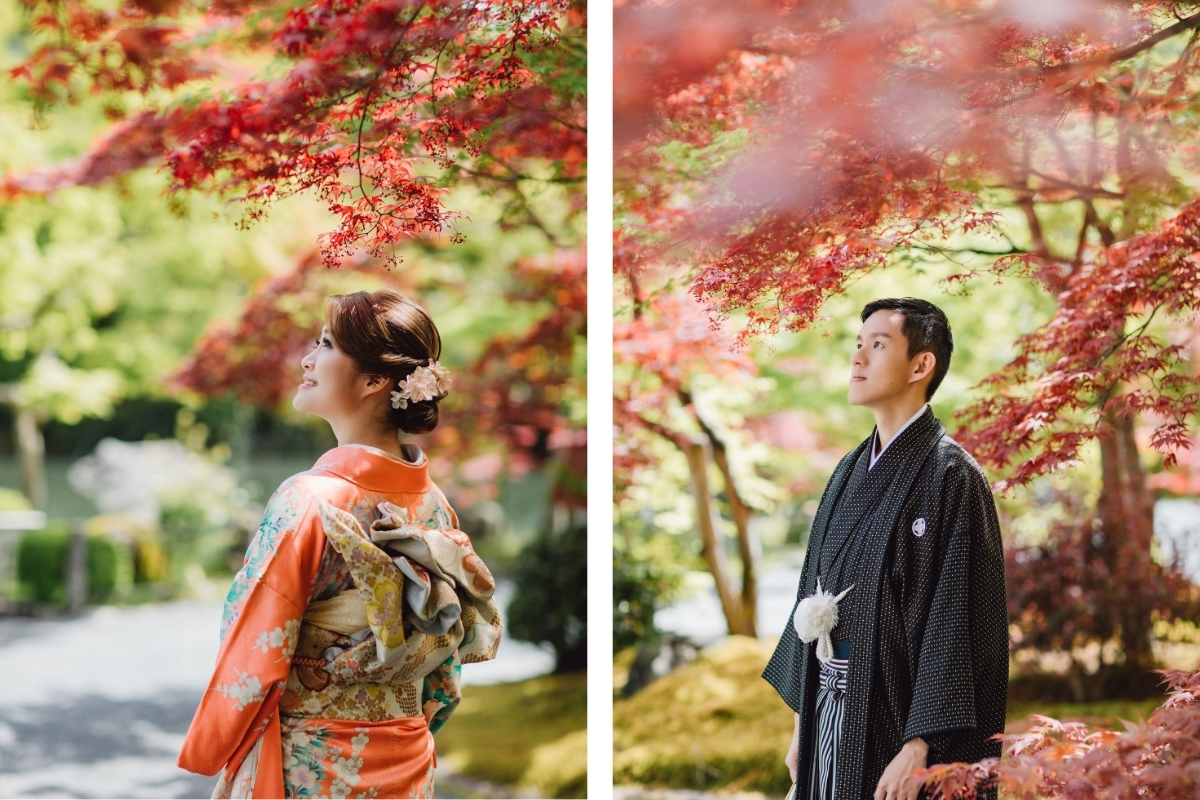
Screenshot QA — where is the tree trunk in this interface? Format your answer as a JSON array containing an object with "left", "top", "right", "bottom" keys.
[
  {"left": 684, "top": 437, "right": 754, "bottom": 636},
  {"left": 1096, "top": 404, "right": 1157, "bottom": 677},
  {"left": 16, "top": 409, "right": 46, "bottom": 512},
  {"left": 696, "top": 419, "right": 759, "bottom": 637}
]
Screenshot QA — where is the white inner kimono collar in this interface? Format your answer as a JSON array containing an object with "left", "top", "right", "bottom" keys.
[{"left": 869, "top": 403, "right": 929, "bottom": 471}]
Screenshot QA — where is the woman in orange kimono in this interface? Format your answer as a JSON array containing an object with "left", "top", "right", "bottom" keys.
[{"left": 178, "top": 290, "right": 502, "bottom": 799}]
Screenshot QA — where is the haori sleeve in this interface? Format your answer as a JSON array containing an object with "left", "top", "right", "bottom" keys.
[
  {"left": 422, "top": 651, "right": 463, "bottom": 734},
  {"left": 902, "top": 462, "right": 1008, "bottom": 748},
  {"left": 177, "top": 477, "right": 327, "bottom": 777}
]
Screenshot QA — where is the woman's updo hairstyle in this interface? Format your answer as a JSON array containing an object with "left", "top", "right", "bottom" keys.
[{"left": 324, "top": 289, "right": 446, "bottom": 435}]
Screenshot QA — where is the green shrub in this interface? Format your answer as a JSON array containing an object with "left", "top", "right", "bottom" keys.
[
  {"left": 507, "top": 518, "right": 587, "bottom": 672},
  {"left": 614, "top": 536, "right": 687, "bottom": 651},
  {"left": 87, "top": 535, "right": 118, "bottom": 602},
  {"left": 16, "top": 526, "right": 121, "bottom": 604}
]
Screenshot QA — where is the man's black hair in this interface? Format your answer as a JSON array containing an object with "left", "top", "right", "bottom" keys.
[{"left": 860, "top": 297, "right": 954, "bottom": 401}]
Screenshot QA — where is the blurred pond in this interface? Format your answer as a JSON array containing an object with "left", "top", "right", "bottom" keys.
[
  {"left": 658, "top": 497, "right": 1200, "bottom": 645},
  {"left": 655, "top": 557, "right": 804, "bottom": 646}
]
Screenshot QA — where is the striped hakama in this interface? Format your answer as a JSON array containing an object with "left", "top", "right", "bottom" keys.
[{"left": 808, "top": 655, "right": 848, "bottom": 800}]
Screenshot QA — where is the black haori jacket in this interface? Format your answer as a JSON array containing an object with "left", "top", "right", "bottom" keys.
[{"left": 763, "top": 407, "right": 1008, "bottom": 800}]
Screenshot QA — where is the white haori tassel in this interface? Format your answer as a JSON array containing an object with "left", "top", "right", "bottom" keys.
[{"left": 793, "top": 577, "right": 853, "bottom": 664}]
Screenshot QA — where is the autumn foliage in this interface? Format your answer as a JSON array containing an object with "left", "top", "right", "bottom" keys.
[
  {"left": 8, "top": 0, "right": 585, "bottom": 266},
  {"left": 915, "top": 667, "right": 1200, "bottom": 800},
  {"left": 171, "top": 245, "right": 585, "bottom": 476},
  {"left": 1005, "top": 490, "right": 1199, "bottom": 701},
  {"left": 6, "top": 0, "right": 586, "bottom": 478},
  {"left": 615, "top": 0, "right": 1200, "bottom": 487}
]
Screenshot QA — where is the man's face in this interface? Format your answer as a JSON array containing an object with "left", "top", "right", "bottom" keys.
[{"left": 848, "top": 310, "right": 926, "bottom": 407}]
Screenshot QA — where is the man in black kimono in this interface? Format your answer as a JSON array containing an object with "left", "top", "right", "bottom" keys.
[{"left": 763, "top": 298, "right": 1007, "bottom": 800}]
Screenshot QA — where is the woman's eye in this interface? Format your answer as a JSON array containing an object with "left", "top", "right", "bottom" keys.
[{"left": 874, "top": 341, "right": 882, "bottom": 348}]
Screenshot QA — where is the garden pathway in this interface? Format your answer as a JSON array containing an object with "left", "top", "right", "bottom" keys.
[{"left": 0, "top": 590, "right": 552, "bottom": 799}]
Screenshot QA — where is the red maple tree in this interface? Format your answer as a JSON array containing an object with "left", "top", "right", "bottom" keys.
[
  {"left": 8, "top": 0, "right": 585, "bottom": 267},
  {"left": 5, "top": 0, "right": 586, "bottom": 475},
  {"left": 616, "top": 0, "right": 1200, "bottom": 669},
  {"left": 915, "top": 666, "right": 1200, "bottom": 800}
]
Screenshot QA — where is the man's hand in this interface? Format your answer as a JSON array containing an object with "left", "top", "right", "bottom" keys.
[
  {"left": 873, "top": 737, "right": 927, "bottom": 800},
  {"left": 785, "top": 713, "right": 801, "bottom": 783}
]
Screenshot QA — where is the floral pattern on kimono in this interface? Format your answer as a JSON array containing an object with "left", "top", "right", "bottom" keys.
[
  {"left": 280, "top": 717, "right": 434, "bottom": 799},
  {"left": 178, "top": 444, "right": 499, "bottom": 800},
  {"left": 422, "top": 654, "right": 461, "bottom": 735}
]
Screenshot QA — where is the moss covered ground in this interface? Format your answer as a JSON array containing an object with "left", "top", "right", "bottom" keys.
[
  {"left": 436, "top": 671, "right": 588, "bottom": 798},
  {"left": 614, "top": 637, "right": 1173, "bottom": 796}
]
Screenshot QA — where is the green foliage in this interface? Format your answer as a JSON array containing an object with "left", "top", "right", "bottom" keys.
[
  {"left": 614, "top": 534, "right": 687, "bottom": 651},
  {"left": 16, "top": 524, "right": 121, "bottom": 603},
  {"left": 506, "top": 518, "right": 587, "bottom": 673},
  {"left": 87, "top": 533, "right": 118, "bottom": 601},
  {"left": 16, "top": 526, "right": 66, "bottom": 602}
]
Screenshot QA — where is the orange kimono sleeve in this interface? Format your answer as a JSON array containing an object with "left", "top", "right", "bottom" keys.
[{"left": 178, "top": 478, "right": 327, "bottom": 791}]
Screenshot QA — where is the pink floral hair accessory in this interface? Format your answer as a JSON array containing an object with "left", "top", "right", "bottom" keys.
[{"left": 390, "top": 361, "right": 450, "bottom": 409}]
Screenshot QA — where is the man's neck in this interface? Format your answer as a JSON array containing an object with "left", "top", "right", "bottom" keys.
[{"left": 872, "top": 398, "right": 928, "bottom": 454}]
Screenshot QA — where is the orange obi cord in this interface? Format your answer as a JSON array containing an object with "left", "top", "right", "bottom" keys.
[{"left": 279, "top": 715, "right": 435, "bottom": 798}]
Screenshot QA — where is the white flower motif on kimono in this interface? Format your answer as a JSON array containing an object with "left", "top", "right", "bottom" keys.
[
  {"left": 290, "top": 764, "right": 320, "bottom": 792},
  {"left": 253, "top": 618, "right": 301, "bottom": 661},
  {"left": 332, "top": 779, "right": 353, "bottom": 799},
  {"left": 334, "top": 754, "right": 364, "bottom": 783},
  {"left": 356, "top": 789, "right": 379, "bottom": 799},
  {"left": 213, "top": 671, "right": 264, "bottom": 711},
  {"left": 407, "top": 763, "right": 435, "bottom": 799},
  {"left": 351, "top": 731, "right": 370, "bottom": 751}
]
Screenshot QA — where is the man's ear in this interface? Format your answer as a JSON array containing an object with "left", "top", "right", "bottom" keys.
[{"left": 911, "top": 352, "right": 936, "bottom": 382}]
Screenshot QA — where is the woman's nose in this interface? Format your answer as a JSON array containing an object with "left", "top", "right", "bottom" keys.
[{"left": 301, "top": 350, "right": 314, "bottom": 370}]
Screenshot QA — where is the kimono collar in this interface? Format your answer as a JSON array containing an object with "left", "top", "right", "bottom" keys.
[
  {"left": 311, "top": 444, "right": 432, "bottom": 493},
  {"left": 869, "top": 403, "right": 930, "bottom": 470}
]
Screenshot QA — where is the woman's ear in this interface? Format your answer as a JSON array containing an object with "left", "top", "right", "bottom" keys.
[{"left": 360, "top": 372, "right": 391, "bottom": 399}]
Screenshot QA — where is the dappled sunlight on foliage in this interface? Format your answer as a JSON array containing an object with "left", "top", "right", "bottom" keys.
[{"left": 7, "top": 0, "right": 586, "bottom": 267}]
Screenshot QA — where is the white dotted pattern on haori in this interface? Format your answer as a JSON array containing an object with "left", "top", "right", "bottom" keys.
[{"left": 762, "top": 407, "right": 1008, "bottom": 800}]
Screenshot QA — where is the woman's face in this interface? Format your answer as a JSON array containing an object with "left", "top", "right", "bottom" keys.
[{"left": 293, "top": 325, "right": 371, "bottom": 421}]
